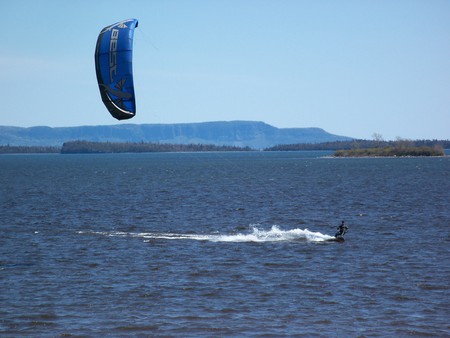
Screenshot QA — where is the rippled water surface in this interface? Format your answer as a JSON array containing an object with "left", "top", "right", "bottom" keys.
[{"left": 1, "top": 152, "right": 449, "bottom": 336}]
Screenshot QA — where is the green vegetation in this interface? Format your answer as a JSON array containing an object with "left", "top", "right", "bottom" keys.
[
  {"left": 334, "top": 145, "right": 445, "bottom": 157},
  {"left": 60, "top": 141, "right": 252, "bottom": 154},
  {"left": 0, "top": 145, "right": 59, "bottom": 154},
  {"left": 265, "top": 139, "right": 450, "bottom": 151},
  {"left": 0, "top": 139, "right": 448, "bottom": 155},
  {"left": 265, "top": 137, "right": 447, "bottom": 157},
  {"left": 333, "top": 137, "right": 446, "bottom": 157}
]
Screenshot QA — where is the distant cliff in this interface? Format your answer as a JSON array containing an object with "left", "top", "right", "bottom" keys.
[{"left": 0, "top": 121, "right": 352, "bottom": 149}]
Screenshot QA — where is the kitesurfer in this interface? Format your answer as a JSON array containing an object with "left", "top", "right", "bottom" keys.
[{"left": 336, "top": 221, "right": 348, "bottom": 237}]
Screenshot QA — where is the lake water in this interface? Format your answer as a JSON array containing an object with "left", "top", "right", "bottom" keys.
[{"left": 1, "top": 152, "right": 449, "bottom": 336}]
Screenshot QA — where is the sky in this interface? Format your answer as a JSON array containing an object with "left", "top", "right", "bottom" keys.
[{"left": 1, "top": 0, "right": 449, "bottom": 140}]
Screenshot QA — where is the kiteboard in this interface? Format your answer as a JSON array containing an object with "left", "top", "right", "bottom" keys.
[
  {"left": 331, "top": 235, "right": 345, "bottom": 242},
  {"left": 329, "top": 225, "right": 348, "bottom": 242},
  {"left": 324, "top": 236, "right": 345, "bottom": 242}
]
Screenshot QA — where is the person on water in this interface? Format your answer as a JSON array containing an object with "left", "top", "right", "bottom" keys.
[{"left": 336, "top": 221, "right": 348, "bottom": 237}]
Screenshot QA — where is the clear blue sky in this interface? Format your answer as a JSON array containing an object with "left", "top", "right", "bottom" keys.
[{"left": 1, "top": 0, "right": 449, "bottom": 140}]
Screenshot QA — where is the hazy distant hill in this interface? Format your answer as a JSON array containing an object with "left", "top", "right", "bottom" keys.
[{"left": 0, "top": 121, "right": 352, "bottom": 149}]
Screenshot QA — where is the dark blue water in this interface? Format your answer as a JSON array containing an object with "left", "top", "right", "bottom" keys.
[{"left": 1, "top": 152, "right": 449, "bottom": 336}]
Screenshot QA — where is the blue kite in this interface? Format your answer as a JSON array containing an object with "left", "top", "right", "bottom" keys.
[{"left": 95, "top": 19, "right": 138, "bottom": 120}]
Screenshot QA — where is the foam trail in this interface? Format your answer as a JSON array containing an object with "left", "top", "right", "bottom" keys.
[{"left": 78, "top": 226, "right": 335, "bottom": 243}]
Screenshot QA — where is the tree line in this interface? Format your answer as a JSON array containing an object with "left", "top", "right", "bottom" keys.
[
  {"left": 0, "top": 139, "right": 448, "bottom": 154},
  {"left": 0, "top": 145, "right": 59, "bottom": 154},
  {"left": 265, "top": 139, "right": 450, "bottom": 151},
  {"left": 60, "top": 141, "right": 252, "bottom": 153},
  {"left": 334, "top": 145, "right": 445, "bottom": 157}
]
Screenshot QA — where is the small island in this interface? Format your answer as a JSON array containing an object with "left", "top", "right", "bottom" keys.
[
  {"left": 334, "top": 144, "right": 445, "bottom": 157},
  {"left": 334, "top": 147, "right": 445, "bottom": 157}
]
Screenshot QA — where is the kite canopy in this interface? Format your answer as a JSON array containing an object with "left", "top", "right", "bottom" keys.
[{"left": 95, "top": 19, "right": 138, "bottom": 120}]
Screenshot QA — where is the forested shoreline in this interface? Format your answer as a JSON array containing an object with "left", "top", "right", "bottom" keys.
[
  {"left": 60, "top": 141, "right": 252, "bottom": 153},
  {"left": 0, "top": 139, "right": 448, "bottom": 155},
  {"left": 0, "top": 145, "right": 60, "bottom": 154},
  {"left": 334, "top": 145, "right": 445, "bottom": 157},
  {"left": 266, "top": 139, "right": 450, "bottom": 151}
]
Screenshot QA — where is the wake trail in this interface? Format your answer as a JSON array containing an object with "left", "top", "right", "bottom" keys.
[{"left": 78, "top": 225, "right": 336, "bottom": 243}]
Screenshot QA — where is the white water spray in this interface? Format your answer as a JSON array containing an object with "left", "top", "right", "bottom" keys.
[{"left": 78, "top": 225, "right": 335, "bottom": 243}]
